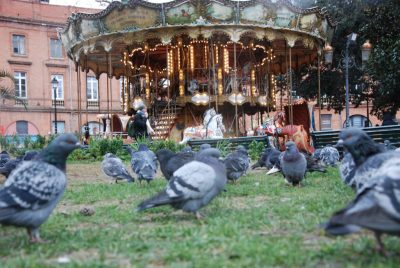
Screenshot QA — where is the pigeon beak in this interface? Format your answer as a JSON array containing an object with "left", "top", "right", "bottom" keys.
[{"left": 335, "top": 139, "right": 344, "bottom": 148}]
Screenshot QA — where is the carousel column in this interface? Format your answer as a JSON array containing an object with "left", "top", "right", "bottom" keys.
[
  {"left": 106, "top": 52, "right": 111, "bottom": 136},
  {"left": 234, "top": 42, "right": 239, "bottom": 137},
  {"left": 84, "top": 56, "right": 89, "bottom": 142},
  {"left": 76, "top": 64, "right": 82, "bottom": 136},
  {"left": 288, "top": 45, "right": 293, "bottom": 127},
  {"left": 108, "top": 52, "right": 114, "bottom": 134}
]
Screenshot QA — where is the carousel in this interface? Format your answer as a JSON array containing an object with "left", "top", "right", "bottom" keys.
[{"left": 59, "top": 0, "right": 336, "bottom": 151}]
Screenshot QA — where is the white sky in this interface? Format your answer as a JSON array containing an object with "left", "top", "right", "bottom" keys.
[
  {"left": 50, "top": 0, "right": 172, "bottom": 9},
  {"left": 50, "top": 0, "right": 248, "bottom": 8}
]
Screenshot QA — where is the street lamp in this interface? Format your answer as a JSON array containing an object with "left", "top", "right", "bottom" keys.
[
  {"left": 51, "top": 77, "right": 58, "bottom": 134},
  {"left": 323, "top": 36, "right": 372, "bottom": 128}
]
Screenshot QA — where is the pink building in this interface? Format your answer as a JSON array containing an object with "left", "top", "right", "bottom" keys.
[{"left": 0, "top": 0, "right": 124, "bottom": 137}]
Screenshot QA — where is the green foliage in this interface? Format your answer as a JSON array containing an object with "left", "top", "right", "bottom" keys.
[
  {"left": 0, "top": 134, "right": 47, "bottom": 156},
  {"left": 216, "top": 140, "right": 231, "bottom": 157},
  {"left": 248, "top": 140, "right": 265, "bottom": 161}
]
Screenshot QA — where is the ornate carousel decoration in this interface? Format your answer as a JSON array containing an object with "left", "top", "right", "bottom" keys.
[{"left": 59, "top": 0, "right": 336, "bottom": 144}]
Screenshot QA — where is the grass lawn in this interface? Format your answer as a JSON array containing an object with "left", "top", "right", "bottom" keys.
[{"left": 1, "top": 162, "right": 400, "bottom": 267}]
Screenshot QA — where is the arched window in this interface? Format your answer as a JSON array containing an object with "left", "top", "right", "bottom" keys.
[{"left": 343, "top": 115, "right": 371, "bottom": 128}]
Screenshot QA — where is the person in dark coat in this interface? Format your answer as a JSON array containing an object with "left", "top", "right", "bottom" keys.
[
  {"left": 131, "top": 105, "right": 154, "bottom": 140},
  {"left": 381, "top": 112, "right": 398, "bottom": 126}
]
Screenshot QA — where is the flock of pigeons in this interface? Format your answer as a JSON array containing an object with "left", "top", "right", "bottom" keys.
[{"left": 0, "top": 129, "right": 399, "bottom": 255}]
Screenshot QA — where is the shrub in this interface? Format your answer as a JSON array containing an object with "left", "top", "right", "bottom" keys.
[
  {"left": 216, "top": 140, "right": 231, "bottom": 157},
  {"left": 248, "top": 140, "right": 266, "bottom": 161}
]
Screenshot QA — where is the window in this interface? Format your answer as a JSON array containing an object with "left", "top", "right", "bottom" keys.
[
  {"left": 87, "top": 76, "right": 98, "bottom": 101},
  {"left": 52, "top": 121, "right": 65, "bottom": 134},
  {"left": 81, "top": 122, "right": 102, "bottom": 135},
  {"left": 12, "top": 35, "right": 25, "bottom": 55},
  {"left": 321, "top": 114, "right": 332, "bottom": 130},
  {"left": 51, "top": 74, "right": 64, "bottom": 100},
  {"left": 50, "top": 38, "right": 63, "bottom": 58},
  {"left": 14, "top": 72, "right": 27, "bottom": 98},
  {"left": 16, "top": 120, "right": 28, "bottom": 135},
  {"left": 344, "top": 115, "right": 370, "bottom": 128}
]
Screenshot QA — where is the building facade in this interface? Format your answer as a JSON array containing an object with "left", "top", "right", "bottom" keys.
[{"left": 0, "top": 0, "right": 123, "bottom": 137}]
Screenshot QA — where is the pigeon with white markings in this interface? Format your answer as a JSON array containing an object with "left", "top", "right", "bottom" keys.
[
  {"left": 280, "top": 141, "right": 307, "bottom": 186},
  {"left": 156, "top": 149, "right": 195, "bottom": 181},
  {"left": 199, "top": 143, "right": 212, "bottom": 151},
  {"left": 0, "top": 156, "right": 23, "bottom": 178},
  {"left": 127, "top": 144, "right": 158, "bottom": 183},
  {"left": 252, "top": 147, "right": 281, "bottom": 170},
  {"left": 383, "top": 140, "right": 396, "bottom": 151},
  {"left": 224, "top": 145, "right": 250, "bottom": 183},
  {"left": 318, "top": 145, "right": 340, "bottom": 167},
  {"left": 0, "top": 133, "right": 81, "bottom": 243},
  {"left": 335, "top": 128, "right": 398, "bottom": 192},
  {"left": 101, "top": 153, "right": 134, "bottom": 183},
  {"left": 0, "top": 151, "right": 10, "bottom": 168},
  {"left": 137, "top": 148, "right": 227, "bottom": 219},
  {"left": 339, "top": 152, "right": 357, "bottom": 188},
  {"left": 322, "top": 157, "right": 400, "bottom": 255}
]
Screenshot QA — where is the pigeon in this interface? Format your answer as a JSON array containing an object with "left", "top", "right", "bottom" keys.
[
  {"left": 22, "top": 150, "right": 40, "bottom": 161},
  {"left": 335, "top": 128, "right": 398, "bottom": 192},
  {"left": 199, "top": 143, "right": 212, "bottom": 151},
  {"left": 252, "top": 147, "right": 281, "bottom": 170},
  {"left": 312, "top": 148, "right": 322, "bottom": 161},
  {"left": 0, "top": 156, "right": 23, "bottom": 178},
  {"left": 137, "top": 148, "right": 227, "bottom": 219},
  {"left": 127, "top": 144, "right": 158, "bottom": 183},
  {"left": 224, "top": 145, "right": 250, "bottom": 183},
  {"left": 0, "top": 133, "right": 81, "bottom": 243},
  {"left": 101, "top": 153, "right": 134, "bottom": 183},
  {"left": 156, "top": 149, "right": 195, "bottom": 181},
  {"left": 318, "top": 145, "right": 340, "bottom": 167},
  {"left": 304, "top": 153, "right": 327, "bottom": 173},
  {"left": 280, "top": 141, "right": 307, "bottom": 186},
  {"left": 322, "top": 156, "right": 400, "bottom": 255},
  {"left": 383, "top": 140, "right": 397, "bottom": 151},
  {"left": 339, "top": 152, "right": 357, "bottom": 188},
  {"left": 0, "top": 151, "right": 10, "bottom": 167},
  {"left": 181, "top": 146, "right": 194, "bottom": 153}
]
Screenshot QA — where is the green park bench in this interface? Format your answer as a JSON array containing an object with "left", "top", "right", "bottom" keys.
[
  {"left": 187, "top": 135, "right": 270, "bottom": 151},
  {"left": 311, "top": 125, "right": 400, "bottom": 149}
]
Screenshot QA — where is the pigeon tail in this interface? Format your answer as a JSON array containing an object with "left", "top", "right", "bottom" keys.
[
  {"left": 119, "top": 173, "right": 134, "bottom": 183},
  {"left": 136, "top": 190, "right": 179, "bottom": 212}
]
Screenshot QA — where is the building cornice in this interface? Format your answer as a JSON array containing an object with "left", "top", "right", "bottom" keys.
[{"left": 0, "top": 16, "right": 64, "bottom": 28}]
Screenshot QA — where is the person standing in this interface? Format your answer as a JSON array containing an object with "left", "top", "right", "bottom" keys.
[{"left": 130, "top": 105, "right": 155, "bottom": 140}]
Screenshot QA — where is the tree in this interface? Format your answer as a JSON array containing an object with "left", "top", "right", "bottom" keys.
[{"left": 360, "top": 0, "right": 400, "bottom": 118}]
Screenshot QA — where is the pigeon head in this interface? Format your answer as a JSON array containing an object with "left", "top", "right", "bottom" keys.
[
  {"left": 197, "top": 148, "right": 221, "bottom": 159},
  {"left": 39, "top": 133, "right": 82, "bottom": 171},
  {"left": 384, "top": 140, "right": 390, "bottom": 146},
  {"left": 236, "top": 145, "right": 248, "bottom": 155},
  {"left": 156, "top": 149, "right": 174, "bottom": 166},
  {"left": 336, "top": 128, "right": 384, "bottom": 166},
  {"left": 181, "top": 146, "right": 192, "bottom": 153},
  {"left": 104, "top": 153, "right": 117, "bottom": 159},
  {"left": 138, "top": 144, "right": 149, "bottom": 151},
  {"left": 23, "top": 150, "right": 39, "bottom": 161},
  {"left": 285, "top": 141, "right": 298, "bottom": 153},
  {"left": 199, "top": 143, "right": 211, "bottom": 151}
]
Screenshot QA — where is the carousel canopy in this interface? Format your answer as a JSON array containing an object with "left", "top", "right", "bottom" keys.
[{"left": 59, "top": 0, "right": 336, "bottom": 79}]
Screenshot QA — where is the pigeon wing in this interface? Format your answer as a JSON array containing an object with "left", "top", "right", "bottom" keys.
[{"left": 0, "top": 161, "right": 66, "bottom": 211}]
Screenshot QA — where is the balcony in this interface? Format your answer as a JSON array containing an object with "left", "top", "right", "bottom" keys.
[
  {"left": 14, "top": 99, "right": 28, "bottom": 107},
  {"left": 87, "top": 100, "right": 99, "bottom": 108},
  {"left": 52, "top": 100, "right": 64, "bottom": 107}
]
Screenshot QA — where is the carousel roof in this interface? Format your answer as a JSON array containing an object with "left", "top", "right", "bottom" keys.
[{"left": 59, "top": 0, "right": 336, "bottom": 78}]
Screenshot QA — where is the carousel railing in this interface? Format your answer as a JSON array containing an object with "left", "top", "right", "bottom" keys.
[{"left": 188, "top": 135, "right": 270, "bottom": 151}]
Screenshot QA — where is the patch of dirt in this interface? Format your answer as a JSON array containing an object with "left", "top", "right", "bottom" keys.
[{"left": 228, "top": 195, "right": 271, "bottom": 209}]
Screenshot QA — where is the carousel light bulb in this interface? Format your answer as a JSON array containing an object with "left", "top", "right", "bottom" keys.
[
  {"left": 179, "top": 69, "right": 184, "bottom": 96},
  {"left": 218, "top": 68, "right": 223, "bottom": 96},
  {"left": 145, "top": 73, "right": 150, "bottom": 99},
  {"left": 251, "top": 69, "right": 256, "bottom": 96},
  {"left": 224, "top": 48, "right": 229, "bottom": 74},
  {"left": 215, "top": 46, "right": 219, "bottom": 64},
  {"left": 190, "top": 45, "right": 194, "bottom": 72}
]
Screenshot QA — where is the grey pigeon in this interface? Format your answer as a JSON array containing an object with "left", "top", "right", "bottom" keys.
[
  {"left": 224, "top": 145, "right": 250, "bottom": 183},
  {"left": 0, "top": 151, "right": 10, "bottom": 167},
  {"left": 199, "top": 143, "right": 212, "bottom": 151},
  {"left": 137, "top": 148, "right": 227, "bottom": 219},
  {"left": 101, "top": 153, "right": 134, "bottom": 183},
  {"left": 318, "top": 145, "right": 340, "bottom": 166},
  {"left": 312, "top": 148, "right": 322, "bottom": 161},
  {"left": 383, "top": 140, "right": 397, "bottom": 151},
  {"left": 127, "top": 144, "right": 158, "bottom": 183},
  {"left": 0, "top": 151, "right": 40, "bottom": 179},
  {"left": 322, "top": 157, "right": 400, "bottom": 255},
  {"left": 0, "top": 134, "right": 81, "bottom": 243},
  {"left": 181, "top": 146, "right": 193, "bottom": 153},
  {"left": 339, "top": 152, "right": 356, "bottom": 188},
  {"left": 0, "top": 156, "right": 23, "bottom": 178},
  {"left": 252, "top": 147, "right": 281, "bottom": 171},
  {"left": 280, "top": 141, "right": 307, "bottom": 186},
  {"left": 336, "top": 128, "right": 398, "bottom": 192},
  {"left": 22, "top": 150, "right": 40, "bottom": 161},
  {"left": 156, "top": 149, "right": 195, "bottom": 181}
]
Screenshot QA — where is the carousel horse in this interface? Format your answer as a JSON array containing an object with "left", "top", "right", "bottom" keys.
[
  {"left": 181, "top": 108, "right": 226, "bottom": 144},
  {"left": 255, "top": 111, "right": 314, "bottom": 154}
]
